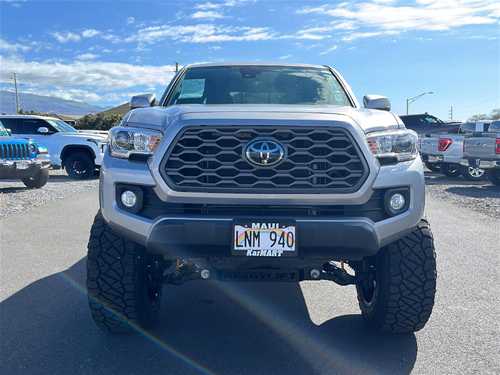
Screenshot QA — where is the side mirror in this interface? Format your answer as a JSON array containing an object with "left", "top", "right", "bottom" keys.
[
  {"left": 363, "top": 95, "right": 391, "bottom": 111},
  {"left": 6, "top": 129, "right": 12, "bottom": 136},
  {"left": 130, "top": 94, "right": 156, "bottom": 110},
  {"left": 38, "top": 127, "right": 49, "bottom": 134}
]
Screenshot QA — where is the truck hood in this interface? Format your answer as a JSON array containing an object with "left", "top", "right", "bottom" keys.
[
  {"left": 60, "top": 132, "right": 107, "bottom": 142},
  {"left": 125, "top": 105, "right": 404, "bottom": 134}
]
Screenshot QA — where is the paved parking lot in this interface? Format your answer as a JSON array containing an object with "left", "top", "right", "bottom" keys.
[{"left": 0, "top": 171, "right": 499, "bottom": 375}]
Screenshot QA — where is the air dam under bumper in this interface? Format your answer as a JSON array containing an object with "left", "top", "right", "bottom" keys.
[{"left": 147, "top": 217, "right": 379, "bottom": 260}]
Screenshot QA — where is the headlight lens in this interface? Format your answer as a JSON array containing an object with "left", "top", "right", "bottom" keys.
[
  {"left": 29, "top": 143, "right": 37, "bottom": 153},
  {"left": 108, "top": 127, "right": 162, "bottom": 159},
  {"left": 365, "top": 129, "right": 418, "bottom": 162}
]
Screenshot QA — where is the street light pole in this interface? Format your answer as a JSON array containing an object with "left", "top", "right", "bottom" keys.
[{"left": 406, "top": 91, "right": 433, "bottom": 115}]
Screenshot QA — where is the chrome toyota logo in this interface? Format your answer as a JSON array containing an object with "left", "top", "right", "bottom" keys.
[{"left": 245, "top": 140, "right": 284, "bottom": 166}]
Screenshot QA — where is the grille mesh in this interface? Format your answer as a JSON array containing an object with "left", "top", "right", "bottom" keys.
[
  {"left": 0, "top": 143, "right": 30, "bottom": 160},
  {"left": 162, "top": 126, "right": 367, "bottom": 193}
]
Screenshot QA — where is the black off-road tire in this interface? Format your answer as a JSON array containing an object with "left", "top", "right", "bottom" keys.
[
  {"left": 490, "top": 169, "right": 500, "bottom": 186},
  {"left": 440, "top": 163, "right": 461, "bottom": 178},
  {"left": 22, "top": 168, "right": 49, "bottom": 188},
  {"left": 459, "top": 165, "right": 488, "bottom": 181},
  {"left": 65, "top": 151, "right": 95, "bottom": 179},
  {"left": 87, "top": 211, "right": 166, "bottom": 333},
  {"left": 355, "top": 219, "right": 437, "bottom": 333},
  {"left": 424, "top": 162, "right": 441, "bottom": 172}
]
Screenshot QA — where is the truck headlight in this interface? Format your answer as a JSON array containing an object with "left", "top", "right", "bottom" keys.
[
  {"left": 365, "top": 129, "right": 418, "bottom": 163},
  {"left": 29, "top": 143, "right": 37, "bottom": 153},
  {"left": 108, "top": 127, "right": 162, "bottom": 159}
]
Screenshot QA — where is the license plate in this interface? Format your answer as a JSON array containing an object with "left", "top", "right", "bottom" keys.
[
  {"left": 232, "top": 221, "right": 297, "bottom": 257},
  {"left": 16, "top": 161, "right": 28, "bottom": 170},
  {"left": 469, "top": 158, "right": 480, "bottom": 167}
]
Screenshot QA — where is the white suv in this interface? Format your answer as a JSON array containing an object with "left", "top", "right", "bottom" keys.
[{"left": 0, "top": 115, "right": 107, "bottom": 179}]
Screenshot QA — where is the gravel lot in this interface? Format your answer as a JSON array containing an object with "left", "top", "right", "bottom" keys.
[
  {"left": 0, "top": 169, "right": 99, "bottom": 219},
  {"left": 1, "top": 166, "right": 499, "bottom": 219}
]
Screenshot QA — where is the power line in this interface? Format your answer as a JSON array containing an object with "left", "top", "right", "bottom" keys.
[
  {"left": 453, "top": 103, "right": 499, "bottom": 116},
  {"left": 454, "top": 95, "right": 500, "bottom": 111},
  {"left": 452, "top": 88, "right": 500, "bottom": 107}
]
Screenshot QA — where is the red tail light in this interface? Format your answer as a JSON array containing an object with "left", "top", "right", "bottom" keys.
[
  {"left": 496, "top": 139, "right": 500, "bottom": 154},
  {"left": 463, "top": 139, "right": 466, "bottom": 152},
  {"left": 438, "top": 138, "right": 452, "bottom": 151}
]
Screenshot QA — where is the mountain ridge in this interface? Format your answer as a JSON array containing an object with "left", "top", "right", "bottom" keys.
[{"left": 0, "top": 91, "right": 111, "bottom": 116}]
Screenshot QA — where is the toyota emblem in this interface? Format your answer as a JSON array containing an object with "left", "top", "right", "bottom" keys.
[{"left": 245, "top": 140, "right": 285, "bottom": 166}]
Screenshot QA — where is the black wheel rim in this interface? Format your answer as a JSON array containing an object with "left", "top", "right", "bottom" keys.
[
  {"left": 72, "top": 157, "right": 89, "bottom": 175},
  {"left": 447, "top": 165, "right": 458, "bottom": 173}
]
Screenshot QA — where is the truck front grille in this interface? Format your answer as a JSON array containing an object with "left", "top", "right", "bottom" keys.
[
  {"left": 0, "top": 143, "right": 30, "bottom": 160},
  {"left": 162, "top": 126, "right": 368, "bottom": 194}
]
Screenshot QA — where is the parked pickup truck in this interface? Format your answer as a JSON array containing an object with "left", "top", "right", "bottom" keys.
[
  {"left": 460, "top": 120, "right": 500, "bottom": 186},
  {"left": 419, "top": 121, "right": 491, "bottom": 180},
  {"left": 0, "top": 120, "right": 50, "bottom": 188},
  {"left": 87, "top": 62, "right": 436, "bottom": 335},
  {"left": 0, "top": 115, "right": 107, "bottom": 179}
]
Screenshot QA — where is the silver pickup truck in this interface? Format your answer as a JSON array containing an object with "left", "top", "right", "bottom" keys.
[
  {"left": 86, "top": 63, "right": 436, "bottom": 335},
  {"left": 460, "top": 120, "right": 500, "bottom": 186},
  {"left": 419, "top": 121, "right": 491, "bottom": 180}
]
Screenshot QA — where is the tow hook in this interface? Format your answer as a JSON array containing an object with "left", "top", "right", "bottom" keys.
[
  {"left": 163, "top": 262, "right": 211, "bottom": 285},
  {"left": 322, "top": 262, "right": 357, "bottom": 286}
]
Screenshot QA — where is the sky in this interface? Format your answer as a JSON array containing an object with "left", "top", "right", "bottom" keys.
[{"left": 0, "top": 0, "right": 499, "bottom": 120}]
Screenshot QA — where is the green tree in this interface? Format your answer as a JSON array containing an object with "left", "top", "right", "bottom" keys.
[
  {"left": 75, "top": 113, "right": 124, "bottom": 130},
  {"left": 468, "top": 108, "right": 500, "bottom": 122}
]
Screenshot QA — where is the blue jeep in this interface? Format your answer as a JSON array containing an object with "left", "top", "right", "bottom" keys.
[{"left": 0, "top": 120, "right": 50, "bottom": 188}]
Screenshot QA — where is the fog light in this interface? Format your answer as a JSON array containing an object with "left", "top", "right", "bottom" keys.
[
  {"left": 390, "top": 193, "right": 405, "bottom": 211},
  {"left": 121, "top": 191, "right": 137, "bottom": 208}
]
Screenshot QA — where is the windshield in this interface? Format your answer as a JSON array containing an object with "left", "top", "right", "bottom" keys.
[
  {"left": 0, "top": 121, "right": 8, "bottom": 136},
  {"left": 47, "top": 120, "right": 78, "bottom": 133},
  {"left": 165, "top": 66, "right": 352, "bottom": 107}
]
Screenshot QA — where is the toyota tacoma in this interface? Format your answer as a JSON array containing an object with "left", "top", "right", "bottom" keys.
[{"left": 87, "top": 63, "right": 437, "bottom": 334}]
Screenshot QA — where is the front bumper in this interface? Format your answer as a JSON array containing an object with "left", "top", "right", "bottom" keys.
[
  {"left": 0, "top": 159, "right": 50, "bottom": 179},
  {"left": 460, "top": 157, "right": 500, "bottom": 169},
  {"left": 99, "top": 153, "right": 425, "bottom": 261}
]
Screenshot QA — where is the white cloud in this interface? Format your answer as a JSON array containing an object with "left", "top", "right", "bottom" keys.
[
  {"left": 21, "top": 87, "right": 102, "bottom": 103},
  {"left": 191, "top": 11, "right": 227, "bottom": 20},
  {"left": 209, "top": 45, "right": 222, "bottom": 50},
  {"left": 127, "top": 24, "right": 275, "bottom": 44},
  {"left": 0, "top": 55, "right": 177, "bottom": 90},
  {"left": 101, "top": 34, "right": 121, "bottom": 43},
  {"left": 196, "top": 1, "right": 239, "bottom": 10},
  {"left": 102, "top": 49, "right": 112, "bottom": 53},
  {"left": 76, "top": 53, "right": 100, "bottom": 60},
  {"left": 298, "top": 0, "right": 499, "bottom": 32},
  {"left": 127, "top": 17, "right": 135, "bottom": 24},
  {"left": 0, "top": 38, "right": 30, "bottom": 53},
  {"left": 51, "top": 32, "right": 81, "bottom": 43},
  {"left": 319, "top": 45, "right": 338, "bottom": 55},
  {"left": 278, "top": 54, "right": 291, "bottom": 59},
  {"left": 82, "top": 29, "right": 101, "bottom": 38}
]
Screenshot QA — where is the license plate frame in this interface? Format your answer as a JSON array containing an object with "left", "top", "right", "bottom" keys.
[
  {"left": 232, "top": 220, "right": 297, "bottom": 257},
  {"left": 16, "top": 161, "right": 29, "bottom": 170}
]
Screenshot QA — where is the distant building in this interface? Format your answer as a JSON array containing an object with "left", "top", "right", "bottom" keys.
[
  {"left": 50, "top": 114, "right": 82, "bottom": 127},
  {"left": 98, "top": 100, "right": 159, "bottom": 116},
  {"left": 98, "top": 103, "right": 131, "bottom": 116}
]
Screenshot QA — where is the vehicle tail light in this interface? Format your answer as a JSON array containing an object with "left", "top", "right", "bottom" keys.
[
  {"left": 418, "top": 138, "right": 422, "bottom": 150},
  {"left": 496, "top": 139, "right": 500, "bottom": 154},
  {"left": 438, "top": 138, "right": 452, "bottom": 151},
  {"left": 463, "top": 139, "right": 466, "bottom": 152}
]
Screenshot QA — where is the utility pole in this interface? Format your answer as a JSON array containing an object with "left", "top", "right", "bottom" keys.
[
  {"left": 406, "top": 91, "right": 433, "bottom": 115},
  {"left": 10, "top": 72, "right": 20, "bottom": 114},
  {"left": 174, "top": 62, "right": 179, "bottom": 73},
  {"left": 449, "top": 106, "right": 453, "bottom": 122}
]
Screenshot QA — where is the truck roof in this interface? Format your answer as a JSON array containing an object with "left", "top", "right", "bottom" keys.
[
  {"left": 184, "top": 62, "right": 328, "bottom": 69},
  {"left": 0, "top": 115, "right": 60, "bottom": 121}
]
